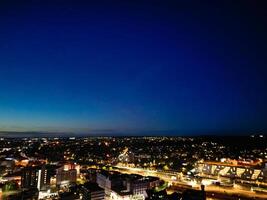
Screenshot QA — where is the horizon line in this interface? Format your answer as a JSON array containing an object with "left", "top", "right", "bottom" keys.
[{"left": 0, "top": 130, "right": 265, "bottom": 138}]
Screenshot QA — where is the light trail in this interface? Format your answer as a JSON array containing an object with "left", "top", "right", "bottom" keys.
[{"left": 112, "top": 165, "right": 267, "bottom": 199}]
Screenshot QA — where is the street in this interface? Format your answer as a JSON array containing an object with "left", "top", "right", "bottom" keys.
[{"left": 112, "top": 165, "right": 267, "bottom": 200}]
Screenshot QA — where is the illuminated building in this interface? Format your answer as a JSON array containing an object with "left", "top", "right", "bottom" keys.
[
  {"left": 110, "top": 190, "right": 145, "bottom": 200},
  {"left": 199, "top": 160, "right": 267, "bottom": 183},
  {"left": 56, "top": 164, "right": 77, "bottom": 186},
  {"left": 97, "top": 171, "right": 160, "bottom": 200},
  {"left": 37, "top": 166, "right": 51, "bottom": 191}
]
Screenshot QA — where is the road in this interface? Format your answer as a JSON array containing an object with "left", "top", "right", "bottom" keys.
[{"left": 112, "top": 165, "right": 267, "bottom": 200}]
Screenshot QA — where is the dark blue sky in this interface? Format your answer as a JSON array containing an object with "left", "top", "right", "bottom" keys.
[{"left": 0, "top": 0, "right": 267, "bottom": 135}]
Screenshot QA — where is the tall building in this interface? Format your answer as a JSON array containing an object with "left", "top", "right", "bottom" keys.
[
  {"left": 21, "top": 167, "right": 39, "bottom": 189},
  {"left": 21, "top": 165, "right": 53, "bottom": 191},
  {"left": 37, "top": 166, "right": 51, "bottom": 191}
]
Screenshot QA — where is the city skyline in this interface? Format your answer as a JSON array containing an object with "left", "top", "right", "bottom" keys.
[{"left": 1, "top": 1, "right": 267, "bottom": 135}]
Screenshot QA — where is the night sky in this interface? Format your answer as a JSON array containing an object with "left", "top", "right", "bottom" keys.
[{"left": 0, "top": 0, "right": 267, "bottom": 136}]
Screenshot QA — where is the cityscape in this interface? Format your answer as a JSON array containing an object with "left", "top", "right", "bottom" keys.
[
  {"left": 1, "top": 0, "right": 267, "bottom": 200},
  {"left": 0, "top": 135, "right": 266, "bottom": 199}
]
